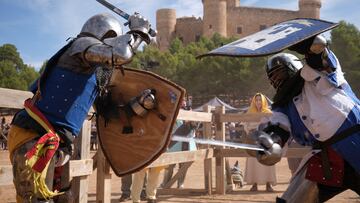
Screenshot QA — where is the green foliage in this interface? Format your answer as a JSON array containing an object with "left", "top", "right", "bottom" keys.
[
  {"left": 39, "top": 60, "right": 48, "bottom": 74},
  {"left": 0, "top": 44, "right": 39, "bottom": 90},
  {"left": 130, "top": 34, "right": 270, "bottom": 105},
  {"left": 331, "top": 21, "right": 360, "bottom": 95}
]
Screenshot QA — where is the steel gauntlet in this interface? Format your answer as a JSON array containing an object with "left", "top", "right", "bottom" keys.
[
  {"left": 256, "top": 124, "right": 290, "bottom": 166},
  {"left": 256, "top": 131, "right": 283, "bottom": 166}
]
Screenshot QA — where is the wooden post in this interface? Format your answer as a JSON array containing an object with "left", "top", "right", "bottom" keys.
[
  {"left": 72, "top": 120, "right": 91, "bottom": 203},
  {"left": 96, "top": 146, "right": 112, "bottom": 203},
  {"left": 214, "top": 106, "right": 226, "bottom": 195},
  {"left": 203, "top": 105, "right": 213, "bottom": 195}
]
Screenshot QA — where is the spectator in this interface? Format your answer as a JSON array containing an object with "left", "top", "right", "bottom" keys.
[
  {"left": 228, "top": 122, "right": 238, "bottom": 141},
  {"left": 131, "top": 167, "right": 163, "bottom": 203},
  {"left": 119, "top": 173, "right": 147, "bottom": 202},
  {"left": 186, "top": 95, "right": 193, "bottom": 110},
  {"left": 244, "top": 93, "right": 276, "bottom": 192},
  {"left": 90, "top": 122, "right": 98, "bottom": 151},
  {"left": 0, "top": 123, "right": 9, "bottom": 150},
  {"left": 119, "top": 174, "right": 132, "bottom": 202},
  {"left": 161, "top": 121, "right": 197, "bottom": 189},
  {"left": 1, "top": 117, "right": 5, "bottom": 128}
]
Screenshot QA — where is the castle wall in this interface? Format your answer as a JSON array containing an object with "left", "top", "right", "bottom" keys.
[
  {"left": 157, "top": 0, "right": 321, "bottom": 50},
  {"left": 175, "top": 17, "right": 203, "bottom": 44},
  {"left": 227, "top": 7, "right": 298, "bottom": 37}
]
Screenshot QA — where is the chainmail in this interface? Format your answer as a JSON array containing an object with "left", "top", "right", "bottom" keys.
[{"left": 94, "top": 66, "right": 118, "bottom": 125}]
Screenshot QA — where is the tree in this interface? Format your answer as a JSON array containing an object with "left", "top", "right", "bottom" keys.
[
  {"left": 331, "top": 21, "right": 360, "bottom": 95},
  {"left": 130, "top": 34, "right": 271, "bottom": 106},
  {"left": 0, "top": 44, "right": 39, "bottom": 90},
  {"left": 0, "top": 44, "right": 24, "bottom": 70}
]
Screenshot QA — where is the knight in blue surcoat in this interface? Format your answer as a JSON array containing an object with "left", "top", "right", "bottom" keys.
[
  {"left": 8, "top": 12, "right": 154, "bottom": 202},
  {"left": 254, "top": 35, "right": 360, "bottom": 202}
]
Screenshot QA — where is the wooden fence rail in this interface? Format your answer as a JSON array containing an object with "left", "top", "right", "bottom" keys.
[{"left": 0, "top": 88, "right": 310, "bottom": 201}]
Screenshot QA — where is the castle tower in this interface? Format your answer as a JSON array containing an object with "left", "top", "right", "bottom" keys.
[
  {"left": 298, "top": 0, "right": 321, "bottom": 19},
  {"left": 202, "top": 0, "right": 227, "bottom": 37},
  {"left": 226, "top": 0, "right": 240, "bottom": 9},
  {"left": 156, "top": 9, "right": 177, "bottom": 51}
]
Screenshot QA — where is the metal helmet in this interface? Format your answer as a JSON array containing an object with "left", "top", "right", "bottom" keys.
[
  {"left": 266, "top": 53, "right": 303, "bottom": 90},
  {"left": 80, "top": 13, "right": 122, "bottom": 40}
]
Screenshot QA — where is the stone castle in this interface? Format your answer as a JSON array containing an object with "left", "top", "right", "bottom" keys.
[{"left": 156, "top": 0, "right": 321, "bottom": 50}]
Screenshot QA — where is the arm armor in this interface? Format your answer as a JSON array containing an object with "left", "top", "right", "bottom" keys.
[{"left": 69, "top": 34, "right": 140, "bottom": 68}]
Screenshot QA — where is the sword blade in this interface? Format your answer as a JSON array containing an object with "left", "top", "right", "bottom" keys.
[
  {"left": 96, "top": 0, "right": 130, "bottom": 20},
  {"left": 172, "top": 135, "right": 264, "bottom": 152}
]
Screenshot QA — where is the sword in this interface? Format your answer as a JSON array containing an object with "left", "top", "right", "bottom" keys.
[
  {"left": 172, "top": 135, "right": 265, "bottom": 152},
  {"left": 96, "top": 0, "right": 157, "bottom": 37}
]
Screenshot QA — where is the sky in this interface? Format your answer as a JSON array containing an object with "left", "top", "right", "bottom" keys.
[{"left": 0, "top": 0, "right": 358, "bottom": 70}]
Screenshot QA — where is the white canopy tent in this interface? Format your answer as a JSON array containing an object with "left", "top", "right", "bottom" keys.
[{"left": 193, "top": 97, "right": 238, "bottom": 112}]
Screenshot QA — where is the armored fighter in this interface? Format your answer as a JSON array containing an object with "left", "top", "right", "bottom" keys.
[
  {"left": 8, "top": 12, "right": 155, "bottom": 202},
  {"left": 256, "top": 35, "right": 360, "bottom": 202}
]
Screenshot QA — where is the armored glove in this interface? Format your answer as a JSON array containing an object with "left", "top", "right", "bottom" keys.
[
  {"left": 289, "top": 34, "right": 334, "bottom": 71},
  {"left": 127, "top": 13, "right": 153, "bottom": 44},
  {"left": 256, "top": 131, "right": 283, "bottom": 166}
]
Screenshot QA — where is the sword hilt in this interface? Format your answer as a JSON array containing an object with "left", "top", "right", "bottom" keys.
[{"left": 96, "top": 0, "right": 157, "bottom": 37}]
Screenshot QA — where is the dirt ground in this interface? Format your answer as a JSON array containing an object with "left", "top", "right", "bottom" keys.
[{"left": 0, "top": 150, "right": 359, "bottom": 203}]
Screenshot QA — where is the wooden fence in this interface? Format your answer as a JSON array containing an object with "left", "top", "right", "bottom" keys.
[{"left": 0, "top": 87, "right": 310, "bottom": 202}]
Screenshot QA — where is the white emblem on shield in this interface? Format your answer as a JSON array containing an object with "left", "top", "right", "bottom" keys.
[{"left": 229, "top": 23, "right": 302, "bottom": 51}]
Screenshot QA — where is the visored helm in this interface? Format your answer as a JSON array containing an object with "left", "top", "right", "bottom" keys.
[
  {"left": 266, "top": 53, "right": 303, "bottom": 90},
  {"left": 80, "top": 13, "right": 122, "bottom": 40}
]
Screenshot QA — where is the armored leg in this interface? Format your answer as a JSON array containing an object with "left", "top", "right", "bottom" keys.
[
  {"left": 12, "top": 140, "right": 56, "bottom": 202},
  {"left": 280, "top": 165, "right": 319, "bottom": 203}
]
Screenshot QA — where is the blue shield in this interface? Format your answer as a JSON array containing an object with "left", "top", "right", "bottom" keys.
[{"left": 199, "top": 18, "right": 338, "bottom": 58}]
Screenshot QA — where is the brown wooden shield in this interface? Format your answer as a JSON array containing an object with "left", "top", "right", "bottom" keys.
[{"left": 96, "top": 68, "right": 185, "bottom": 176}]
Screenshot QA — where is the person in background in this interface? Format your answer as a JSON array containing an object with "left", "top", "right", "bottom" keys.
[
  {"left": 131, "top": 167, "right": 163, "bottom": 203},
  {"left": 244, "top": 93, "right": 276, "bottom": 192},
  {"left": 160, "top": 98, "right": 196, "bottom": 189},
  {"left": 229, "top": 122, "right": 237, "bottom": 141},
  {"left": 119, "top": 174, "right": 132, "bottom": 202},
  {"left": 161, "top": 121, "right": 197, "bottom": 189},
  {"left": 90, "top": 122, "right": 98, "bottom": 151},
  {"left": 119, "top": 173, "right": 147, "bottom": 202}
]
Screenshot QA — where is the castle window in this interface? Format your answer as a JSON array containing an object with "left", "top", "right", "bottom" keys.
[
  {"left": 195, "top": 35, "right": 201, "bottom": 42},
  {"left": 260, "top": 25, "right": 267, "bottom": 30},
  {"left": 209, "top": 24, "right": 212, "bottom": 29},
  {"left": 237, "top": 27, "right": 242, "bottom": 34}
]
